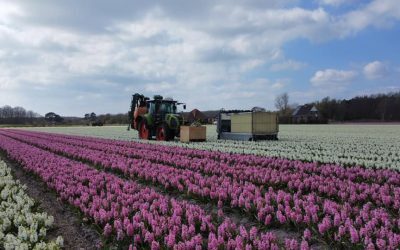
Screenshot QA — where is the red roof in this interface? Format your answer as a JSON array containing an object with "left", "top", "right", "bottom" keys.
[{"left": 185, "top": 109, "right": 207, "bottom": 122}]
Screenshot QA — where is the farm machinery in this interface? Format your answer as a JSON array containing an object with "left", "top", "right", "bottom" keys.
[
  {"left": 216, "top": 109, "right": 279, "bottom": 141},
  {"left": 128, "top": 93, "right": 186, "bottom": 141}
]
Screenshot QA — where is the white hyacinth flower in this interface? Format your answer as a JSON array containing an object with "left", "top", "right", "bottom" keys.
[{"left": 56, "top": 236, "right": 64, "bottom": 247}]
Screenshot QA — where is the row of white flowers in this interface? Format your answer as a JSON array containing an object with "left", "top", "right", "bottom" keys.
[
  {"left": 0, "top": 160, "right": 63, "bottom": 250},
  {"left": 185, "top": 125, "right": 400, "bottom": 170},
  {"left": 20, "top": 124, "right": 400, "bottom": 170}
]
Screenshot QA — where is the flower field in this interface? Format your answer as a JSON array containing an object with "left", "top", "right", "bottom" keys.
[
  {"left": 0, "top": 130, "right": 296, "bottom": 249},
  {"left": 0, "top": 160, "right": 63, "bottom": 250},
  {"left": 21, "top": 124, "right": 400, "bottom": 170},
  {"left": 1, "top": 128, "right": 400, "bottom": 249}
]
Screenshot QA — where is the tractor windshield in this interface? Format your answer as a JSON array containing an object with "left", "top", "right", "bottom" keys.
[
  {"left": 161, "top": 102, "right": 176, "bottom": 114},
  {"left": 148, "top": 102, "right": 155, "bottom": 114}
]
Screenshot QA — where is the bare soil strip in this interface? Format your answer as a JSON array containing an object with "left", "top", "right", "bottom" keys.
[{"left": 1, "top": 154, "right": 102, "bottom": 250}]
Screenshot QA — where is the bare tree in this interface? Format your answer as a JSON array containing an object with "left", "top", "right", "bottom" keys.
[
  {"left": 0, "top": 105, "right": 42, "bottom": 125},
  {"left": 2, "top": 105, "right": 12, "bottom": 119},
  {"left": 275, "top": 93, "right": 289, "bottom": 114},
  {"left": 377, "top": 98, "right": 388, "bottom": 121},
  {"left": 13, "top": 106, "right": 26, "bottom": 122}
]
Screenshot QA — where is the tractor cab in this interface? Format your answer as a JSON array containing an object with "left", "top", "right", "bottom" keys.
[
  {"left": 128, "top": 93, "right": 186, "bottom": 141},
  {"left": 147, "top": 96, "right": 178, "bottom": 115}
]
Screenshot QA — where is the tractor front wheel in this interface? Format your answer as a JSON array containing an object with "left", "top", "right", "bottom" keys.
[
  {"left": 156, "top": 125, "right": 172, "bottom": 141},
  {"left": 139, "top": 121, "right": 150, "bottom": 140}
]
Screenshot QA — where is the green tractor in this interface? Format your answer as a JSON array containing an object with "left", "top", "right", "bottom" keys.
[{"left": 128, "top": 93, "right": 186, "bottom": 141}]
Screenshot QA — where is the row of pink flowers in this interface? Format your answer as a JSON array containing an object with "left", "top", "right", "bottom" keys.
[
  {"left": 9, "top": 129, "right": 400, "bottom": 212},
  {"left": 2, "top": 129, "right": 400, "bottom": 249},
  {"left": 0, "top": 132, "right": 300, "bottom": 250},
  {"left": 27, "top": 128, "right": 400, "bottom": 186}
]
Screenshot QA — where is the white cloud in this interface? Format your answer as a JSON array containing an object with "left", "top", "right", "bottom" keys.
[
  {"left": 335, "top": 0, "right": 400, "bottom": 37},
  {"left": 0, "top": 2, "right": 24, "bottom": 24},
  {"left": 354, "top": 85, "right": 400, "bottom": 97},
  {"left": 270, "top": 59, "right": 306, "bottom": 71},
  {"left": 363, "top": 61, "right": 387, "bottom": 79},
  {"left": 239, "top": 59, "right": 265, "bottom": 72},
  {"left": 311, "top": 69, "right": 358, "bottom": 86},
  {"left": 145, "top": 82, "right": 174, "bottom": 92},
  {"left": 272, "top": 81, "right": 285, "bottom": 89},
  {"left": 0, "top": 1, "right": 399, "bottom": 115},
  {"left": 317, "top": 0, "right": 351, "bottom": 7}
]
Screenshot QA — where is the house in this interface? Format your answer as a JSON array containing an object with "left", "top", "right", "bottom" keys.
[
  {"left": 183, "top": 109, "right": 208, "bottom": 124},
  {"left": 202, "top": 110, "right": 220, "bottom": 123},
  {"left": 292, "top": 104, "right": 320, "bottom": 123}
]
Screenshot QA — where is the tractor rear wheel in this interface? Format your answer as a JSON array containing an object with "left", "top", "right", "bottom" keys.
[
  {"left": 139, "top": 120, "right": 150, "bottom": 140},
  {"left": 156, "top": 125, "right": 173, "bottom": 141}
]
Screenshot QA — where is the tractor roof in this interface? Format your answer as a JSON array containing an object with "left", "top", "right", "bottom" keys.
[{"left": 147, "top": 99, "right": 177, "bottom": 103}]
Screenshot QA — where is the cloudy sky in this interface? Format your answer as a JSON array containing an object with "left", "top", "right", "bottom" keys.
[{"left": 1, "top": 0, "right": 400, "bottom": 116}]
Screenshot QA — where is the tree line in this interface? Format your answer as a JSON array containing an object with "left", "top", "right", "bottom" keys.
[
  {"left": 2, "top": 91, "right": 399, "bottom": 126},
  {"left": 83, "top": 112, "right": 129, "bottom": 125},
  {"left": 275, "top": 91, "right": 400, "bottom": 123},
  {"left": 315, "top": 91, "right": 400, "bottom": 122},
  {"left": 0, "top": 105, "right": 128, "bottom": 126},
  {"left": 0, "top": 105, "right": 41, "bottom": 125}
]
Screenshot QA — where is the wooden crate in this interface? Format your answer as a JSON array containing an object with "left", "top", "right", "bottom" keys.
[{"left": 180, "top": 126, "right": 206, "bottom": 142}]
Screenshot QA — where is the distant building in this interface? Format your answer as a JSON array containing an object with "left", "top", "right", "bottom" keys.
[
  {"left": 292, "top": 104, "right": 320, "bottom": 123},
  {"left": 202, "top": 110, "right": 220, "bottom": 123},
  {"left": 251, "top": 107, "right": 266, "bottom": 112},
  {"left": 183, "top": 109, "right": 208, "bottom": 123}
]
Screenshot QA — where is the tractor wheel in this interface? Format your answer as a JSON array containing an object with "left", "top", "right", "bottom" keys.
[
  {"left": 156, "top": 125, "right": 172, "bottom": 141},
  {"left": 139, "top": 120, "right": 150, "bottom": 140}
]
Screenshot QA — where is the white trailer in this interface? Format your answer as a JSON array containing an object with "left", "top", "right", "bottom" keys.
[{"left": 217, "top": 110, "right": 279, "bottom": 141}]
